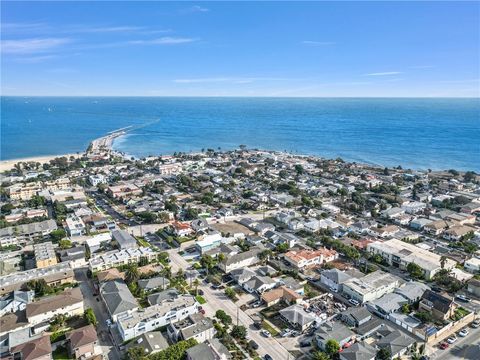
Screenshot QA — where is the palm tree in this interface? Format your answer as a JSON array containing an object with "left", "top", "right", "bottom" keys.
[
  {"left": 193, "top": 278, "right": 200, "bottom": 296},
  {"left": 440, "top": 255, "right": 447, "bottom": 269},
  {"left": 125, "top": 264, "right": 139, "bottom": 285}
]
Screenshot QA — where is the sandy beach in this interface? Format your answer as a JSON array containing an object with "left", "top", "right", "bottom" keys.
[{"left": 0, "top": 153, "right": 81, "bottom": 173}]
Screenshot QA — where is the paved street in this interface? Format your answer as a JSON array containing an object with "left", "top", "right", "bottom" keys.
[
  {"left": 430, "top": 325, "right": 480, "bottom": 360},
  {"left": 167, "top": 247, "right": 292, "bottom": 360},
  {"left": 75, "top": 268, "right": 120, "bottom": 360}
]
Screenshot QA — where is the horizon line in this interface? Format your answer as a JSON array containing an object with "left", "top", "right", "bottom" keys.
[{"left": 2, "top": 95, "right": 479, "bottom": 99}]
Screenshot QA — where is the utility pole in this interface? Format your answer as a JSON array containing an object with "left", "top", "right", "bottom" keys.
[{"left": 236, "top": 306, "right": 239, "bottom": 326}]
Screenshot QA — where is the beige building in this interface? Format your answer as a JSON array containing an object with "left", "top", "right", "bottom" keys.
[
  {"left": 26, "top": 287, "right": 84, "bottom": 325},
  {"left": 34, "top": 241, "right": 58, "bottom": 268},
  {"left": 66, "top": 324, "right": 102, "bottom": 359}
]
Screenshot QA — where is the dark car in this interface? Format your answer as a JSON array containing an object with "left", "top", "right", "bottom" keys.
[
  {"left": 249, "top": 340, "right": 259, "bottom": 350},
  {"left": 198, "top": 289, "right": 204, "bottom": 296},
  {"left": 264, "top": 355, "right": 273, "bottom": 360}
]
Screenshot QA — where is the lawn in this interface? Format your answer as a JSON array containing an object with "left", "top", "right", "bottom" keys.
[
  {"left": 52, "top": 346, "right": 71, "bottom": 360},
  {"left": 195, "top": 295, "right": 207, "bottom": 304},
  {"left": 261, "top": 320, "right": 279, "bottom": 337},
  {"left": 136, "top": 237, "right": 150, "bottom": 247}
]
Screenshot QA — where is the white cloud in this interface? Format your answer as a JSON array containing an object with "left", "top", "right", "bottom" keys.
[
  {"left": 190, "top": 5, "right": 210, "bottom": 13},
  {"left": 173, "top": 77, "right": 294, "bottom": 84},
  {"left": 302, "top": 40, "right": 335, "bottom": 46},
  {"left": 1, "top": 38, "right": 72, "bottom": 54},
  {"left": 127, "top": 37, "right": 197, "bottom": 45},
  {"left": 364, "top": 71, "right": 403, "bottom": 76}
]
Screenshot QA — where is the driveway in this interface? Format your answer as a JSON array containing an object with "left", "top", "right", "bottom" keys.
[
  {"left": 74, "top": 268, "right": 121, "bottom": 360},
  {"left": 430, "top": 325, "right": 480, "bottom": 360}
]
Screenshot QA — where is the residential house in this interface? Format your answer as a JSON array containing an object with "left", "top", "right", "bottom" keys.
[
  {"left": 59, "top": 246, "right": 87, "bottom": 269},
  {"left": 419, "top": 290, "right": 457, "bottom": 321},
  {"left": 315, "top": 321, "right": 355, "bottom": 350},
  {"left": 279, "top": 304, "right": 316, "bottom": 331},
  {"left": 394, "top": 281, "right": 430, "bottom": 304},
  {"left": 126, "top": 332, "right": 169, "bottom": 356},
  {"left": 229, "top": 268, "right": 256, "bottom": 285},
  {"left": 172, "top": 222, "right": 194, "bottom": 237},
  {"left": 243, "top": 276, "right": 276, "bottom": 294},
  {"left": 185, "top": 339, "right": 232, "bottom": 360},
  {"left": 9, "top": 335, "right": 52, "bottom": 360},
  {"left": 218, "top": 248, "right": 261, "bottom": 273},
  {"left": 138, "top": 277, "right": 170, "bottom": 292},
  {"left": 284, "top": 248, "right": 338, "bottom": 270},
  {"left": 65, "top": 216, "right": 86, "bottom": 237},
  {"left": 320, "top": 269, "right": 352, "bottom": 293},
  {"left": 112, "top": 229, "right": 138, "bottom": 250},
  {"left": 100, "top": 280, "right": 138, "bottom": 322},
  {"left": 341, "top": 307, "right": 372, "bottom": 327},
  {"left": 167, "top": 313, "right": 215, "bottom": 343},
  {"left": 261, "top": 286, "right": 302, "bottom": 307},
  {"left": 66, "top": 324, "right": 102, "bottom": 359},
  {"left": 84, "top": 232, "right": 112, "bottom": 254},
  {"left": 339, "top": 342, "right": 376, "bottom": 360},
  {"left": 0, "top": 290, "right": 34, "bottom": 316},
  {"left": 26, "top": 288, "right": 84, "bottom": 325}
]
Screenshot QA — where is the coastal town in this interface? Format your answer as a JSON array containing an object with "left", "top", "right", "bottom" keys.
[{"left": 1, "top": 137, "right": 480, "bottom": 360}]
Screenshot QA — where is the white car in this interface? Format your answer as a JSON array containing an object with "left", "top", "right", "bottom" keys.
[
  {"left": 472, "top": 320, "right": 480, "bottom": 328},
  {"left": 280, "top": 329, "right": 292, "bottom": 337},
  {"left": 348, "top": 298, "right": 360, "bottom": 306},
  {"left": 261, "top": 329, "right": 271, "bottom": 338},
  {"left": 458, "top": 329, "right": 469, "bottom": 337},
  {"left": 447, "top": 335, "right": 457, "bottom": 344}
]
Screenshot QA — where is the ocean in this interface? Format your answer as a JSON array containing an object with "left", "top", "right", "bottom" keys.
[{"left": 1, "top": 97, "right": 479, "bottom": 171}]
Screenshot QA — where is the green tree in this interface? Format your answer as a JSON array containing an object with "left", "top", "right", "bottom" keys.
[
  {"left": 84, "top": 308, "right": 97, "bottom": 326},
  {"left": 230, "top": 325, "right": 247, "bottom": 339},
  {"left": 193, "top": 278, "right": 200, "bottom": 296},
  {"left": 59, "top": 239, "right": 72, "bottom": 249},
  {"left": 125, "top": 264, "right": 140, "bottom": 285},
  {"left": 376, "top": 348, "right": 392, "bottom": 360},
  {"left": 50, "top": 229, "right": 67, "bottom": 242},
  {"left": 312, "top": 352, "right": 330, "bottom": 360},
  {"left": 215, "top": 309, "right": 232, "bottom": 326},
  {"left": 440, "top": 255, "right": 447, "bottom": 269},
  {"left": 224, "top": 287, "right": 237, "bottom": 301},
  {"left": 407, "top": 262, "right": 424, "bottom": 279},
  {"left": 126, "top": 346, "right": 147, "bottom": 360},
  {"left": 25, "top": 279, "right": 51, "bottom": 296},
  {"left": 325, "top": 339, "right": 340, "bottom": 357},
  {"left": 149, "top": 338, "right": 197, "bottom": 360}
]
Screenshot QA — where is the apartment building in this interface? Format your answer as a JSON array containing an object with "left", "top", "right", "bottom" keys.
[
  {"left": 0, "top": 219, "right": 58, "bottom": 247},
  {"left": 117, "top": 294, "right": 199, "bottom": 341},
  {"left": 89, "top": 247, "right": 157, "bottom": 272},
  {"left": 33, "top": 241, "right": 58, "bottom": 268},
  {"left": 367, "top": 239, "right": 456, "bottom": 280},
  {"left": 0, "top": 262, "right": 74, "bottom": 295},
  {"left": 26, "top": 288, "right": 84, "bottom": 325},
  {"left": 342, "top": 270, "right": 401, "bottom": 304}
]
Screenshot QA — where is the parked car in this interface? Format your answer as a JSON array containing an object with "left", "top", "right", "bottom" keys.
[
  {"left": 439, "top": 342, "right": 449, "bottom": 350},
  {"left": 458, "top": 328, "right": 469, "bottom": 337},
  {"left": 447, "top": 335, "right": 457, "bottom": 344},
  {"left": 252, "top": 301, "right": 262, "bottom": 308},
  {"left": 261, "top": 329, "right": 271, "bottom": 337},
  {"left": 280, "top": 329, "right": 292, "bottom": 337},
  {"left": 300, "top": 339, "right": 312, "bottom": 347},
  {"left": 471, "top": 319, "right": 480, "bottom": 328},
  {"left": 249, "top": 340, "right": 259, "bottom": 350},
  {"left": 348, "top": 298, "right": 360, "bottom": 306},
  {"left": 264, "top": 355, "right": 273, "bottom": 360},
  {"left": 456, "top": 295, "right": 471, "bottom": 302}
]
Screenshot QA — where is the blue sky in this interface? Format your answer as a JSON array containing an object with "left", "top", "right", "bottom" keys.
[{"left": 1, "top": 1, "right": 479, "bottom": 97}]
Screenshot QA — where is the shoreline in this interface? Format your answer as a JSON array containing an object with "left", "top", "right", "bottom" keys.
[{"left": 0, "top": 153, "right": 81, "bottom": 172}]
